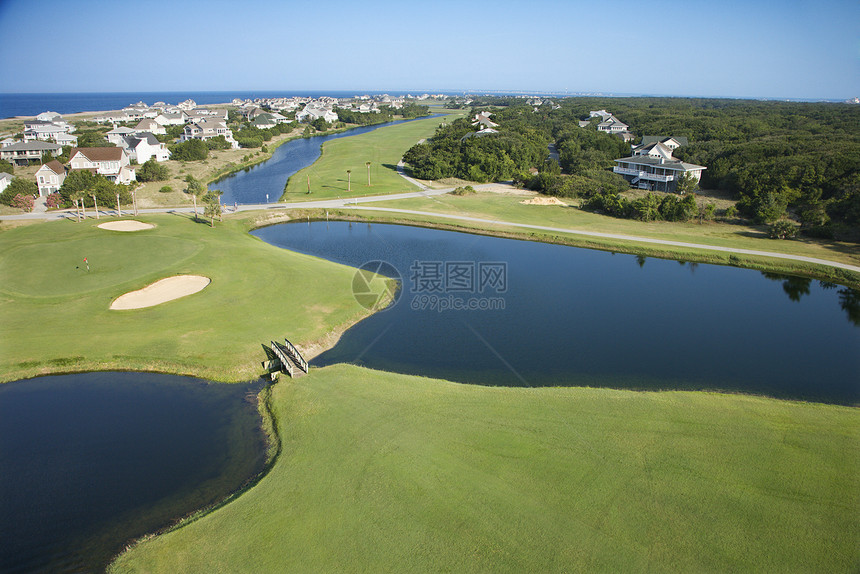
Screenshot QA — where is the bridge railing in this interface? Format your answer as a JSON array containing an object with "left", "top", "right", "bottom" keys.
[
  {"left": 282, "top": 338, "right": 309, "bottom": 373},
  {"left": 270, "top": 341, "right": 295, "bottom": 377}
]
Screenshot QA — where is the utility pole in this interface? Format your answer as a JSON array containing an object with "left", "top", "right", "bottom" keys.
[
  {"left": 92, "top": 194, "right": 99, "bottom": 219},
  {"left": 347, "top": 169, "right": 351, "bottom": 192},
  {"left": 116, "top": 193, "right": 121, "bottom": 217}
]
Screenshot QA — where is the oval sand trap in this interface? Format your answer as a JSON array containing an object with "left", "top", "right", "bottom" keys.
[
  {"left": 98, "top": 220, "right": 155, "bottom": 231},
  {"left": 111, "top": 275, "right": 210, "bottom": 310}
]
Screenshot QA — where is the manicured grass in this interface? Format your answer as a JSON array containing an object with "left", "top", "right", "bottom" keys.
[
  {"left": 281, "top": 112, "right": 465, "bottom": 201},
  {"left": 111, "top": 364, "right": 860, "bottom": 573},
  {"left": 339, "top": 192, "right": 860, "bottom": 285},
  {"left": 0, "top": 214, "right": 375, "bottom": 382}
]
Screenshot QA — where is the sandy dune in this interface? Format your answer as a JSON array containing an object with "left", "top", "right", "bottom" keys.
[
  {"left": 98, "top": 220, "right": 155, "bottom": 231},
  {"left": 110, "top": 275, "right": 210, "bottom": 310},
  {"left": 520, "top": 197, "right": 567, "bottom": 206}
]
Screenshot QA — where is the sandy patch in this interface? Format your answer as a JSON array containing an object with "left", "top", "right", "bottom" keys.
[
  {"left": 110, "top": 275, "right": 210, "bottom": 310},
  {"left": 520, "top": 196, "right": 568, "bottom": 206},
  {"left": 98, "top": 220, "right": 155, "bottom": 232}
]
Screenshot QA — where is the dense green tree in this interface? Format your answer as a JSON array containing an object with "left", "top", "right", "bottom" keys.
[
  {"left": 0, "top": 159, "right": 13, "bottom": 174},
  {"left": 58, "top": 170, "right": 131, "bottom": 208},
  {"left": 169, "top": 139, "right": 209, "bottom": 161},
  {"left": 136, "top": 158, "right": 170, "bottom": 182}
]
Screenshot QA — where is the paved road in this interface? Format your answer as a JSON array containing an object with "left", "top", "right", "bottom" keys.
[
  {"left": 344, "top": 206, "right": 860, "bottom": 274},
  {"left": 3, "top": 178, "right": 858, "bottom": 275}
]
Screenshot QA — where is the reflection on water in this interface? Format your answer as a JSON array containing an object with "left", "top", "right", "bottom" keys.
[
  {"left": 254, "top": 221, "right": 860, "bottom": 405},
  {"left": 0, "top": 372, "right": 266, "bottom": 574}
]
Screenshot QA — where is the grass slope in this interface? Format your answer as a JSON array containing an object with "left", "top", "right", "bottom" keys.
[
  {"left": 281, "top": 113, "right": 464, "bottom": 202},
  {"left": 0, "top": 214, "right": 373, "bottom": 382},
  {"left": 112, "top": 364, "right": 860, "bottom": 573},
  {"left": 339, "top": 192, "right": 860, "bottom": 284}
]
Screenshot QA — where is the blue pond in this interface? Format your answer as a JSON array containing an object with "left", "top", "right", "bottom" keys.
[{"left": 254, "top": 221, "right": 860, "bottom": 405}]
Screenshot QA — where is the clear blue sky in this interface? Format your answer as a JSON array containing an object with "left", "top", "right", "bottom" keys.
[{"left": 1, "top": 0, "right": 857, "bottom": 100}]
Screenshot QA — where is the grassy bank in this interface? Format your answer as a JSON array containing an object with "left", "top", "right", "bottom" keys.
[
  {"left": 281, "top": 112, "right": 465, "bottom": 201},
  {"left": 0, "top": 213, "right": 376, "bottom": 383},
  {"left": 111, "top": 363, "right": 860, "bottom": 573},
  {"left": 333, "top": 192, "right": 860, "bottom": 287}
]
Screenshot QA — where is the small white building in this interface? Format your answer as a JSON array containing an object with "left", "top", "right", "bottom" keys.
[
  {"left": 0, "top": 172, "right": 12, "bottom": 194},
  {"left": 597, "top": 115, "right": 629, "bottom": 133},
  {"left": 106, "top": 127, "right": 136, "bottom": 146},
  {"left": 123, "top": 133, "right": 171, "bottom": 163},
  {"left": 35, "top": 160, "right": 66, "bottom": 197}
]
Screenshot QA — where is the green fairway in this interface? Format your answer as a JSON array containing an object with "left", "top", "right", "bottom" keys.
[
  {"left": 0, "top": 215, "right": 374, "bottom": 382},
  {"left": 281, "top": 112, "right": 465, "bottom": 201},
  {"left": 111, "top": 364, "right": 860, "bottom": 573}
]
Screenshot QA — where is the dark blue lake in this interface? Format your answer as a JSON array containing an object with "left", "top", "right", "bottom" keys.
[
  {"left": 254, "top": 221, "right": 860, "bottom": 405},
  {"left": 0, "top": 372, "right": 267, "bottom": 574},
  {"left": 210, "top": 116, "right": 441, "bottom": 205}
]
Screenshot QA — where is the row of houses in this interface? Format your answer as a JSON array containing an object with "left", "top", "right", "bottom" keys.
[{"left": 577, "top": 110, "right": 706, "bottom": 193}]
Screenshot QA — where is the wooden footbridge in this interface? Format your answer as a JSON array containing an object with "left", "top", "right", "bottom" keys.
[{"left": 262, "top": 338, "right": 309, "bottom": 380}]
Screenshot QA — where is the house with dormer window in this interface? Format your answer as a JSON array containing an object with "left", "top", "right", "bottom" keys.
[{"left": 69, "top": 147, "right": 136, "bottom": 184}]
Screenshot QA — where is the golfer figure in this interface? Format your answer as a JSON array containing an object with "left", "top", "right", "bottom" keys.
[{"left": 84, "top": 257, "right": 89, "bottom": 272}]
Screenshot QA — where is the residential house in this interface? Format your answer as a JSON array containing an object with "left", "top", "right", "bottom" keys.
[
  {"left": 251, "top": 112, "right": 288, "bottom": 129},
  {"left": 634, "top": 136, "right": 688, "bottom": 154},
  {"left": 106, "top": 127, "right": 136, "bottom": 146},
  {"left": 0, "top": 141, "right": 62, "bottom": 165},
  {"left": 122, "top": 133, "right": 171, "bottom": 163},
  {"left": 186, "top": 109, "right": 228, "bottom": 122},
  {"left": 295, "top": 105, "right": 338, "bottom": 123},
  {"left": 472, "top": 113, "right": 499, "bottom": 128},
  {"left": 69, "top": 147, "right": 136, "bottom": 184},
  {"left": 589, "top": 110, "right": 613, "bottom": 120},
  {"left": 92, "top": 111, "right": 134, "bottom": 125},
  {"left": 134, "top": 119, "right": 166, "bottom": 135},
  {"left": 154, "top": 111, "right": 187, "bottom": 126},
  {"left": 36, "top": 111, "right": 62, "bottom": 122},
  {"left": 0, "top": 172, "right": 12, "bottom": 194},
  {"left": 181, "top": 119, "right": 239, "bottom": 148},
  {"left": 460, "top": 127, "right": 499, "bottom": 141},
  {"left": 35, "top": 160, "right": 66, "bottom": 197},
  {"left": 613, "top": 144, "right": 705, "bottom": 193},
  {"left": 597, "top": 115, "right": 629, "bottom": 133}
]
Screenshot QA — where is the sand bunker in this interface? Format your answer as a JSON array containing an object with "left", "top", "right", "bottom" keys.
[
  {"left": 98, "top": 220, "right": 154, "bottom": 231},
  {"left": 520, "top": 197, "right": 567, "bottom": 206},
  {"left": 110, "top": 275, "right": 210, "bottom": 310}
]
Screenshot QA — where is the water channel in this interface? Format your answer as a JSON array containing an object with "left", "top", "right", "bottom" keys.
[
  {"left": 254, "top": 221, "right": 860, "bottom": 405},
  {"left": 210, "top": 115, "right": 440, "bottom": 205}
]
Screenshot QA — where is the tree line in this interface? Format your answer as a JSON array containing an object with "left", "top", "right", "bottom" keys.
[{"left": 404, "top": 97, "right": 860, "bottom": 238}]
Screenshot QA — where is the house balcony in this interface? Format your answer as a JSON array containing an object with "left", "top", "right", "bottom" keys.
[{"left": 614, "top": 166, "right": 674, "bottom": 182}]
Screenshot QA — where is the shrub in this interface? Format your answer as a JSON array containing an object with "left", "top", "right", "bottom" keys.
[
  {"left": 12, "top": 193, "right": 34, "bottom": 212},
  {"left": 45, "top": 192, "right": 62, "bottom": 208},
  {"left": 159, "top": 185, "right": 173, "bottom": 193},
  {"left": 451, "top": 186, "right": 476, "bottom": 196},
  {"left": 769, "top": 220, "right": 799, "bottom": 239}
]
